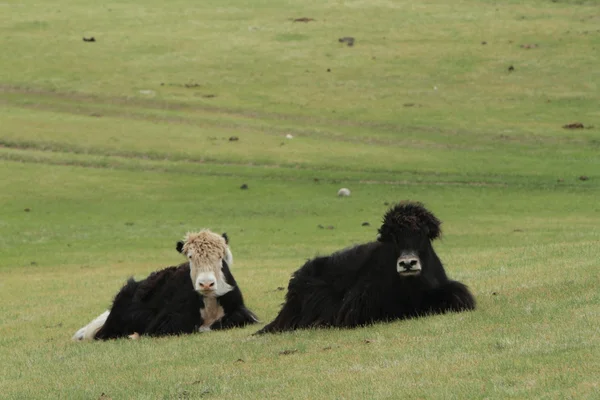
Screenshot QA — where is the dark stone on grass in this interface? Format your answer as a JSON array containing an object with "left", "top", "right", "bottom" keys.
[
  {"left": 24, "top": 208, "right": 30, "bottom": 212},
  {"left": 83, "top": 37, "right": 96, "bottom": 42},
  {"left": 361, "top": 222, "right": 370, "bottom": 226},
  {"left": 327, "top": 68, "right": 331, "bottom": 72},
  {"left": 338, "top": 36, "right": 355, "bottom": 46},
  {"left": 481, "top": 41, "right": 487, "bottom": 45},
  {"left": 492, "top": 292, "right": 498, "bottom": 296},
  {"left": 229, "top": 136, "right": 239, "bottom": 141},
  {"left": 202, "top": 94, "right": 216, "bottom": 98},
  {"left": 235, "top": 358, "right": 245, "bottom": 363},
  {"left": 240, "top": 183, "right": 249, "bottom": 189},
  {"left": 293, "top": 17, "right": 314, "bottom": 22},
  {"left": 563, "top": 122, "right": 584, "bottom": 129},
  {"left": 318, "top": 224, "right": 324, "bottom": 229}
]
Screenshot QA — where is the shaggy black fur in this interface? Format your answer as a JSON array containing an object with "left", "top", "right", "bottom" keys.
[
  {"left": 257, "top": 201, "right": 475, "bottom": 334},
  {"left": 94, "top": 236, "right": 257, "bottom": 340}
]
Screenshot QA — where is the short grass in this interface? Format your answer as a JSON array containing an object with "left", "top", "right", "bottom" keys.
[{"left": 1, "top": 0, "right": 599, "bottom": 399}]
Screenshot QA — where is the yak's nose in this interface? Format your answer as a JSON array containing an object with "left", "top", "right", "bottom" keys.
[
  {"left": 198, "top": 280, "right": 216, "bottom": 290},
  {"left": 399, "top": 259, "right": 419, "bottom": 268}
]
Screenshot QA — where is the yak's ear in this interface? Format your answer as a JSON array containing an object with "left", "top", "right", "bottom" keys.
[
  {"left": 418, "top": 209, "right": 442, "bottom": 240},
  {"left": 222, "top": 233, "right": 229, "bottom": 244},
  {"left": 176, "top": 241, "right": 185, "bottom": 254}
]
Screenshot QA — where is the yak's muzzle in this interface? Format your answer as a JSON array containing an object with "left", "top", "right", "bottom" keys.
[{"left": 397, "top": 254, "right": 422, "bottom": 276}]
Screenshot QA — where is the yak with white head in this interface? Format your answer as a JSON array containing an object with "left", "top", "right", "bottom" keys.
[
  {"left": 176, "top": 230, "right": 234, "bottom": 298},
  {"left": 73, "top": 229, "right": 257, "bottom": 341}
]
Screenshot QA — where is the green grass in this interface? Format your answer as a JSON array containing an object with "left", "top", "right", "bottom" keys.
[{"left": 1, "top": 0, "right": 599, "bottom": 398}]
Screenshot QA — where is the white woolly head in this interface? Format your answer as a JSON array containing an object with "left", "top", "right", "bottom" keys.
[{"left": 177, "top": 230, "right": 234, "bottom": 297}]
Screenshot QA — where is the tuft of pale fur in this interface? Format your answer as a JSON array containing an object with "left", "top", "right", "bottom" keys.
[
  {"left": 182, "top": 230, "right": 228, "bottom": 266},
  {"left": 72, "top": 310, "right": 110, "bottom": 341}
]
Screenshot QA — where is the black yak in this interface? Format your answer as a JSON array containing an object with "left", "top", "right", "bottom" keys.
[
  {"left": 257, "top": 202, "right": 475, "bottom": 334},
  {"left": 73, "top": 230, "right": 257, "bottom": 340}
]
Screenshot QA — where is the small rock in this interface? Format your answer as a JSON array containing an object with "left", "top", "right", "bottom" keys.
[
  {"left": 318, "top": 224, "right": 324, "bottom": 229},
  {"left": 83, "top": 37, "right": 95, "bottom": 42},
  {"left": 563, "top": 122, "right": 584, "bottom": 129},
  {"left": 327, "top": 68, "right": 331, "bottom": 72},
  {"left": 361, "top": 222, "right": 370, "bottom": 227},
  {"left": 293, "top": 17, "right": 314, "bottom": 22},
  {"left": 235, "top": 358, "right": 245, "bottom": 363},
  {"left": 229, "top": 136, "right": 239, "bottom": 141},
  {"left": 337, "top": 188, "right": 351, "bottom": 197},
  {"left": 240, "top": 184, "right": 249, "bottom": 189},
  {"left": 24, "top": 208, "right": 31, "bottom": 212},
  {"left": 338, "top": 37, "right": 355, "bottom": 46},
  {"left": 492, "top": 292, "right": 498, "bottom": 296},
  {"left": 481, "top": 41, "right": 487, "bottom": 45}
]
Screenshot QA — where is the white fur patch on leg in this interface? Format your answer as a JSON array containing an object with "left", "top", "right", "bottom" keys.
[
  {"left": 199, "top": 297, "right": 225, "bottom": 331},
  {"left": 72, "top": 310, "right": 110, "bottom": 341}
]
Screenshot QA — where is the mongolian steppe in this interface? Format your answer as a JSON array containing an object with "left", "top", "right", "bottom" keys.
[{"left": 0, "top": 0, "right": 599, "bottom": 398}]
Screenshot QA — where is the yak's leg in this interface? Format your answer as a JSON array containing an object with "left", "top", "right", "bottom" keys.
[
  {"left": 423, "top": 280, "right": 476, "bottom": 315},
  {"left": 210, "top": 307, "right": 258, "bottom": 331},
  {"left": 72, "top": 310, "right": 110, "bottom": 341}
]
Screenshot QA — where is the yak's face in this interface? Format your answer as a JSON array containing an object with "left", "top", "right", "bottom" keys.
[
  {"left": 378, "top": 201, "right": 442, "bottom": 279},
  {"left": 176, "top": 231, "right": 234, "bottom": 298},
  {"left": 391, "top": 231, "right": 430, "bottom": 277}
]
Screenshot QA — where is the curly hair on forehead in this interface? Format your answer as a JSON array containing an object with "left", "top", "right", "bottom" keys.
[
  {"left": 378, "top": 201, "right": 442, "bottom": 241},
  {"left": 182, "top": 230, "right": 227, "bottom": 262}
]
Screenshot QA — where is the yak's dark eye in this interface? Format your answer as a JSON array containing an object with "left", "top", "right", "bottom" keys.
[{"left": 188, "top": 255, "right": 192, "bottom": 259}]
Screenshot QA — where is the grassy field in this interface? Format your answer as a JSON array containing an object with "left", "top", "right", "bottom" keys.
[{"left": 1, "top": 0, "right": 599, "bottom": 398}]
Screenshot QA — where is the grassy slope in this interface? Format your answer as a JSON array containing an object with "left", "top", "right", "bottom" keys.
[{"left": 1, "top": 0, "right": 599, "bottom": 398}]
